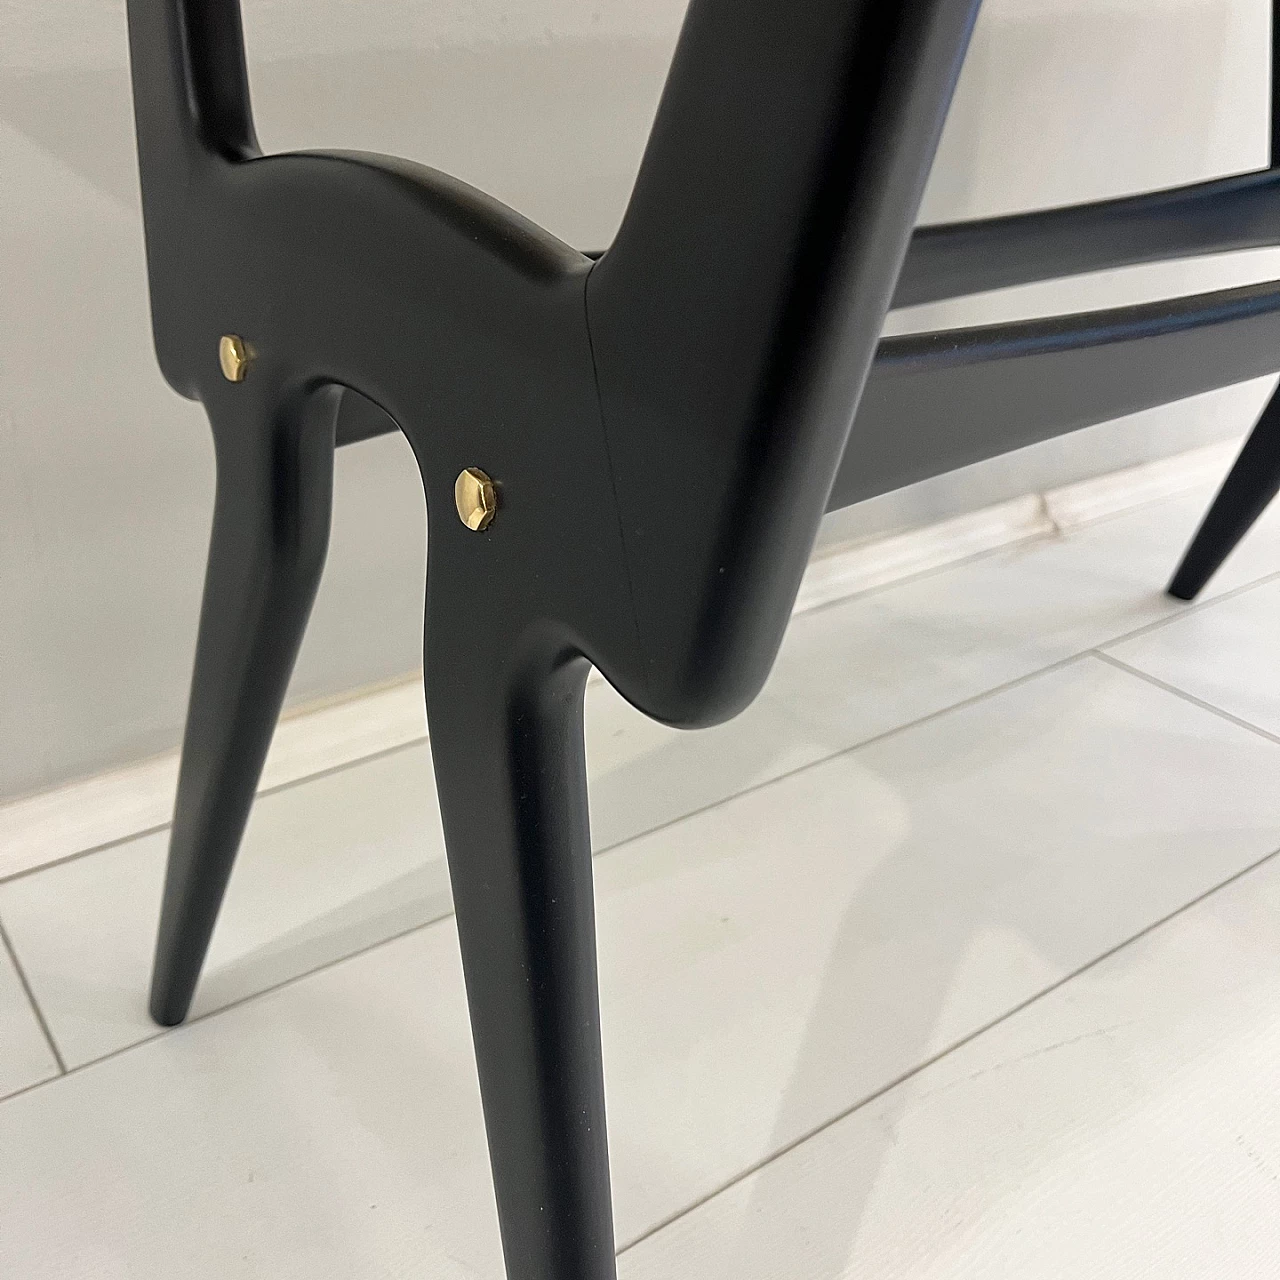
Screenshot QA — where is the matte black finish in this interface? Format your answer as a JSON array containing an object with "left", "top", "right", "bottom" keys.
[
  {"left": 835, "top": 276, "right": 1280, "bottom": 508},
  {"left": 1164, "top": 0, "right": 1280, "bottom": 598},
  {"left": 1169, "top": 394, "right": 1280, "bottom": 599},
  {"left": 896, "top": 169, "right": 1280, "bottom": 308},
  {"left": 151, "top": 383, "right": 337, "bottom": 1024},
  {"left": 123, "top": 0, "right": 1280, "bottom": 1274},
  {"left": 1273, "top": 0, "right": 1280, "bottom": 169},
  {"left": 585, "top": 0, "right": 982, "bottom": 723},
  {"left": 125, "top": 2, "right": 979, "bottom": 1277},
  {"left": 336, "top": 166, "right": 1280, "bottom": 450}
]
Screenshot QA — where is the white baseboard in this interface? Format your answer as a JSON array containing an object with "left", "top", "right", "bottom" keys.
[
  {"left": 794, "top": 437, "right": 1240, "bottom": 614},
  {"left": 1042, "top": 438, "right": 1238, "bottom": 530},
  {"left": 0, "top": 437, "right": 1241, "bottom": 882},
  {"left": 0, "top": 678, "right": 429, "bottom": 882},
  {"left": 793, "top": 493, "right": 1055, "bottom": 615}
]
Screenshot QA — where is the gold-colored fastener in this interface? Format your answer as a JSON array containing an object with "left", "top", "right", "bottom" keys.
[
  {"left": 454, "top": 467, "right": 498, "bottom": 531},
  {"left": 218, "top": 334, "right": 253, "bottom": 382}
]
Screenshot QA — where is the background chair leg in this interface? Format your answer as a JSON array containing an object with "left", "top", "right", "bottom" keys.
[
  {"left": 1168, "top": 383, "right": 1280, "bottom": 600},
  {"left": 149, "top": 386, "right": 338, "bottom": 1026},
  {"left": 426, "top": 633, "right": 615, "bottom": 1280}
]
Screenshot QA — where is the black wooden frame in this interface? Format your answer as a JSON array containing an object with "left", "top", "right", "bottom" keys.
[{"left": 124, "top": 2, "right": 1280, "bottom": 1276}]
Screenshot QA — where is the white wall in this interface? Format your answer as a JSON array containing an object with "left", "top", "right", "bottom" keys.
[{"left": 0, "top": 0, "right": 1272, "bottom": 800}]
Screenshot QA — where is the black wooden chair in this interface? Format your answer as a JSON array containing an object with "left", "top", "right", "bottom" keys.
[{"left": 125, "top": 2, "right": 1280, "bottom": 1277}]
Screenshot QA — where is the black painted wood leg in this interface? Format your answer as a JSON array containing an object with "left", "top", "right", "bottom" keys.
[
  {"left": 425, "top": 622, "right": 615, "bottom": 1280},
  {"left": 150, "top": 385, "right": 338, "bottom": 1026},
  {"left": 1168, "top": 382, "right": 1280, "bottom": 600}
]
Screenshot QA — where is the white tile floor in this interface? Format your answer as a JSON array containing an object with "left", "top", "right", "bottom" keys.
[{"left": 4, "top": 481, "right": 1280, "bottom": 1277}]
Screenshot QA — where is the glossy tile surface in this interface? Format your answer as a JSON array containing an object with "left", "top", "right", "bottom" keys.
[{"left": 620, "top": 843, "right": 1280, "bottom": 1280}]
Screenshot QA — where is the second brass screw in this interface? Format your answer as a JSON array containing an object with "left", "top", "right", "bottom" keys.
[
  {"left": 455, "top": 467, "right": 498, "bottom": 531},
  {"left": 218, "top": 334, "right": 253, "bottom": 382}
]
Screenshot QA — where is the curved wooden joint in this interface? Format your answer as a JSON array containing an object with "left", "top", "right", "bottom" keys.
[{"left": 127, "top": 0, "right": 983, "bottom": 731}]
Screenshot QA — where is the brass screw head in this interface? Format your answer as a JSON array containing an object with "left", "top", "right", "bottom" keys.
[
  {"left": 454, "top": 467, "right": 498, "bottom": 531},
  {"left": 218, "top": 334, "right": 253, "bottom": 382}
]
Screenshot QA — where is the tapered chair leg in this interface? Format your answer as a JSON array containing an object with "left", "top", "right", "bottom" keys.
[
  {"left": 425, "top": 631, "right": 615, "bottom": 1280},
  {"left": 1168, "top": 383, "right": 1280, "bottom": 600},
  {"left": 149, "top": 385, "right": 338, "bottom": 1026}
]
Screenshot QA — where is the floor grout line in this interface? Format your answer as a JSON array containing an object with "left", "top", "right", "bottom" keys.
[
  {"left": 0, "top": 914, "right": 66, "bottom": 1076},
  {"left": 1092, "top": 649, "right": 1280, "bottom": 749},
  {"left": 614, "top": 838, "right": 1280, "bottom": 1256},
  {"left": 588, "top": 652, "right": 1094, "bottom": 861},
  {"left": 598, "top": 560, "right": 1280, "bottom": 861},
  {"left": 0, "top": 823, "right": 173, "bottom": 888},
  {"left": 0, "top": 910, "right": 446, "bottom": 1107},
  {"left": 0, "top": 624, "right": 1270, "bottom": 1092},
  {"left": 1088, "top": 565, "right": 1280, "bottom": 651},
  {"left": 5, "top": 635, "right": 1277, "bottom": 1109},
  {"left": 10, "top": 801, "right": 1280, "bottom": 1246}
]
